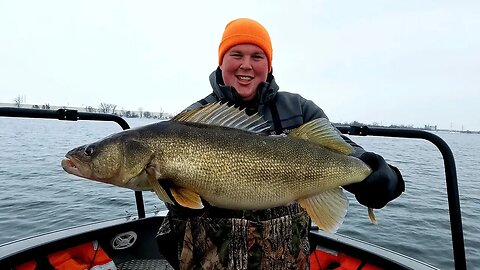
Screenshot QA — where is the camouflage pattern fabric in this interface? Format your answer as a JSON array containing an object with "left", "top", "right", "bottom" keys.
[{"left": 157, "top": 203, "right": 310, "bottom": 270}]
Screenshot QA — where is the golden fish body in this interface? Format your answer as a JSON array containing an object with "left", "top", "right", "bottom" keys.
[
  {"left": 62, "top": 102, "right": 373, "bottom": 232},
  {"left": 139, "top": 121, "right": 369, "bottom": 210}
]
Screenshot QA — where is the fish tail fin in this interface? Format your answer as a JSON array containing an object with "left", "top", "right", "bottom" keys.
[
  {"left": 298, "top": 187, "right": 348, "bottom": 233},
  {"left": 368, "top": 207, "right": 377, "bottom": 225}
]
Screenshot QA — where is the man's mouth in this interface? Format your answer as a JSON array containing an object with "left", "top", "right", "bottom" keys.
[{"left": 236, "top": 75, "right": 253, "bottom": 81}]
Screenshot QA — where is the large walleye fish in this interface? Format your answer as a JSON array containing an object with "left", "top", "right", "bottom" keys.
[{"left": 62, "top": 102, "right": 374, "bottom": 232}]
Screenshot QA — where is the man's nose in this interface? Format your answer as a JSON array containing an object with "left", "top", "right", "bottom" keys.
[{"left": 239, "top": 57, "right": 253, "bottom": 70}]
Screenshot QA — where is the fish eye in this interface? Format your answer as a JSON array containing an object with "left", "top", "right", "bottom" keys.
[{"left": 84, "top": 145, "right": 95, "bottom": 156}]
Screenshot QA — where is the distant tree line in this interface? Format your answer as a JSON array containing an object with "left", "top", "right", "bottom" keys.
[
  {"left": 85, "top": 103, "right": 171, "bottom": 119},
  {"left": 14, "top": 94, "right": 477, "bottom": 131},
  {"left": 333, "top": 120, "right": 415, "bottom": 129},
  {"left": 12, "top": 95, "right": 171, "bottom": 119},
  {"left": 31, "top": 104, "right": 51, "bottom": 110},
  {"left": 13, "top": 95, "right": 26, "bottom": 108}
]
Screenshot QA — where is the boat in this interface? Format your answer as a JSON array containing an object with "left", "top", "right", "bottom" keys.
[{"left": 0, "top": 107, "right": 467, "bottom": 269}]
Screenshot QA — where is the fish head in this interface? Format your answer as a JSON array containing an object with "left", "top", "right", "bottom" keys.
[{"left": 62, "top": 133, "right": 154, "bottom": 190}]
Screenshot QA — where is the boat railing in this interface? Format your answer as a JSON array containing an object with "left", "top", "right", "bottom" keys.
[
  {"left": 336, "top": 125, "right": 466, "bottom": 270},
  {"left": 0, "top": 107, "right": 466, "bottom": 269},
  {"left": 0, "top": 107, "right": 145, "bottom": 219}
]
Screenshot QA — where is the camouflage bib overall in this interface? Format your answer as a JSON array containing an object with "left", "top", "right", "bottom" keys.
[{"left": 157, "top": 202, "right": 310, "bottom": 270}]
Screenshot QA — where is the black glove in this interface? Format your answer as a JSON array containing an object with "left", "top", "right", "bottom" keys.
[{"left": 344, "top": 152, "right": 405, "bottom": 209}]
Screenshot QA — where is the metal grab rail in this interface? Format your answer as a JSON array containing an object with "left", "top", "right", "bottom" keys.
[
  {"left": 0, "top": 107, "right": 146, "bottom": 219},
  {"left": 336, "top": 125, "right": 466, "bottom": 270}
]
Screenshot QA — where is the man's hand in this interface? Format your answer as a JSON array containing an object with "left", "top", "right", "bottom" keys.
[{"left": 344, "top": 152, "right": 405, "bottom": 209}]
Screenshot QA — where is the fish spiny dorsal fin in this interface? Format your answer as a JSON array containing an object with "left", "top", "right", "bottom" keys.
[
  {"left": 289, "top": 118, "right": 353, "bottom": 155},
  {"left": 172, "top": 102, "right": 270, "bottom": 133}
]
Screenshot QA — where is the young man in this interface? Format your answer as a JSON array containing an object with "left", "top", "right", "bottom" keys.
[{"left": 157, "top": 18, "right": 404, "bottom": 270}]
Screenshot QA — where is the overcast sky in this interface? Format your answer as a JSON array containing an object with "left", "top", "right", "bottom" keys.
[{"left": 1, "top": 1, "right": 479, "bottom": 130}]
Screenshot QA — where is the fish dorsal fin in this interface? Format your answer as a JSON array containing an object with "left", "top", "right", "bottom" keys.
[
  {"left": 173, "top": 102, "right": 270, "bottom": 133},
  {"left": 170, "top": 187, "right": 204, "bottom": 209},
  {"left": 298, "top": 188, "right": 349, "bottom": 233},
  {"left": 289, "top": 118, "right": 353, "bottom": 155}
]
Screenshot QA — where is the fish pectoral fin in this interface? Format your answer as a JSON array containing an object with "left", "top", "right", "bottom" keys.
[
  {"left": 298, "top": 187, "right": 349, "bottom": 233},
  {"left": 170, "top": 187, "right": 204, "bottom": 209},
  {"left": 145, "top": 164, "right": 174, "bottom": 204},
  {"left": 146, "top": 176, "right": 174, "bottom": 204},
  {"left": 145, "top": 161, "right": 162, "bottom": 179}
]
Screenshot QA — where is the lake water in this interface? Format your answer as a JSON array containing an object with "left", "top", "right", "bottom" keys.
[{"left": 0, "top": 116, "right": 478, "bottom": 269}]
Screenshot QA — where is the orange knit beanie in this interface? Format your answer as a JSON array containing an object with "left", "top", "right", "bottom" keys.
[{"left": 218, "top": 18, "right": 273, "bottom": 71}]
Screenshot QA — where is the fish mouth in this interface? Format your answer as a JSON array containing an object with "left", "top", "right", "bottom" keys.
[{"left": 61, "top": 156, "right": 90, "bottom": 179}]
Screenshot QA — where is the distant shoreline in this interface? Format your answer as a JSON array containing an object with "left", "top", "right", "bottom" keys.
[
  {"left": 0, "top": 102, "right": 172, "bottom": 119},
  {"left": 1, "top": 102, "right": 478, "bottom": 134}
]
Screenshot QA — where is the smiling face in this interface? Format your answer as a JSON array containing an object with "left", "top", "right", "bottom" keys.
[{"left": 220, "top": 44, "right": 269, "bottom": 101}]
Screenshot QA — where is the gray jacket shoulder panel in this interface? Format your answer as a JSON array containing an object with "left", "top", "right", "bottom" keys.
[
  {"left": 261, "top": 91, "right": 364, "bottom": 155},
  {"left": 260, "top": 91, "right": 327, "bottom": 133}
]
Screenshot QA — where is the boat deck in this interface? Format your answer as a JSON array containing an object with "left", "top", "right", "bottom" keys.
[{"left": 117, "top": 259, "right": 173, "bottom": 270}]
